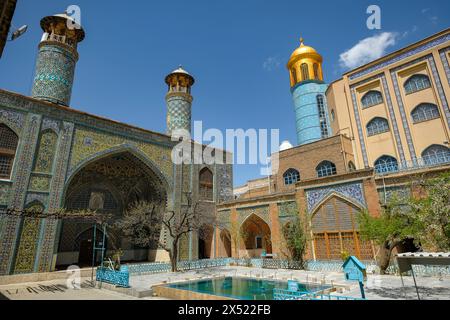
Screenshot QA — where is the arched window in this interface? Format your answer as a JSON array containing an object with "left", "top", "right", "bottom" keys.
[
  {"left": 283, "top": 168, "right": 300, "bottom": 185},
  {"left": 348, "top": 161, "right": 356, "bottom": 172},
  {"left": 301, "top": 63, "right": 309, "bottom": 81},
  {"left": 411, "top": 103, "right": 440, "bottom": 123},
  {"left": 374, "top": 155, "right": 398, "bottom": 174},
  {"left": 366, "top": 117, "right": 390, "bottom": 136},
  {"left": 0, "top": 124, "right": 19, "bottom": 180},
  {"left": 316, "top": 161, "right": 337, "bottom": 178},
  {"left": 330, "top": 109, "right": 335, "bottom": 122},
  {"left": 361, "top": 91, "right": 383, "bottom": 108},
  {"left": 421, "top": 145, "right": 450, "bottom": 166},
  {"left": 199, "top": 167, "right": 213, "bottom": 201},
  {"left": 313, "top": 63, "right": 320, "bottom": 80},
  {"left": 291, "top": 68, "right": 297, "bottom": 83},
  {"left": 404, "top": 74, "right": 431, "bottom": 94},
  {"left": 317, "top": 95, "right": 329, "bottom": 138}
]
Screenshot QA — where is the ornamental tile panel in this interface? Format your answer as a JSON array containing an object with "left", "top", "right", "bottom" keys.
[
  {"left": 0, "top": 183, "right": 11, "bottom": 206},
  {"left": 31, "top": 44, "right": 77, "bottom": 106},
  {"left": 237, "top": 205, "right": 270, "bottom": 226},
  {"left": 33, "top": 130, "right": 58, "bottom": 174},
  {"left": 439, "top": 47, "right": 450, "bottom": 84},
  {"left": 69, "top": 127, "right": 173, "bottom": 182},
  {"left": 29, "top": 175, "right": 51, "bottom": 192},
  {"left": 277, "top": 201, "right": 298, "bottom": 218},
  {"left": 13, "top": 217, "right": 41, "bottom": 274},
  {"left": 0, "top": 108, "right": 25, "bottom": 134},
  {"left": 306, "top": 182, "right": 366, "bottom": 213}
]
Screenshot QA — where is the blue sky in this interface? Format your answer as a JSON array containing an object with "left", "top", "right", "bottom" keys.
[{"left": 1, "top": 0, "right": 449, "bottom": 187}]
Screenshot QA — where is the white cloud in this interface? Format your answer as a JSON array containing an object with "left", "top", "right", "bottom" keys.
[
  {"left": 339, "top": 32, "right": 397, "bottom": 70},
  {"left": 430, "top": 16, "right": 439, "bottom": 25},
  {"left": 262, "top": 56, "right": 281, "bottom": 71}
]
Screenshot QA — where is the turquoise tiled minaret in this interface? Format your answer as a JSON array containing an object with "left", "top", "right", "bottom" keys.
[
  {"left": 31, "top": 13, "right": 85, "bottom": 106},
  {"left": 292, "top": 82, "right": 331, "bottom": 145},
  {"left": 165, "top": 66, "right": 195, "bottom": 136},
  {"left": 287, "top": 38, "right": 332, "bottom": 146}
]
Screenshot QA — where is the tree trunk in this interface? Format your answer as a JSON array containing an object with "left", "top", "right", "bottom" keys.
[
  {"left": 170, "top": 240, "right": 179, "bottom": 272},
  {"left": 378, "top": 242, "right": 394, "bottom": 275}
]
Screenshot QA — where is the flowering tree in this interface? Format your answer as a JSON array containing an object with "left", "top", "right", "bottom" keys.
[{"left": 411, "top": 173, "right": 450, "bottom": 251}]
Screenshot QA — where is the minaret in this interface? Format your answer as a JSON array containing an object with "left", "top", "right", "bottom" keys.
[
  {"left": 31, "top": 13, "right": 85, "bottom": 106},
  {"left": 165, "top": 66, "right": 195, "bottom": 136},
  {"left": 287, "top": 38, "right": 332, "bottom": 146}
]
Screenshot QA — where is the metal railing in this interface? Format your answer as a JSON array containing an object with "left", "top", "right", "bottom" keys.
[
  {"left": 375, "top": 152, "right": 450, "bottom": 176},
  {"left": 124, "top": 258, "right": 450, "bottom": 277},
  {"left": 273, "top": 288, "right": 366, "bottom": 301}
]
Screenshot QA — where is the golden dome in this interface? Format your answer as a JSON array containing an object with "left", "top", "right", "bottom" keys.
[
  {"left": 287, "top": 38, "right": 322, "bottom": 69},
  {"left": 287, "top": 38, "right": 324, "bottom": 87}
]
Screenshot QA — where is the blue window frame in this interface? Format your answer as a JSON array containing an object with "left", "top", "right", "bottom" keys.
[
  {"left": 366, "top": 117, "right": 390, "bottom": 136},
  {"left": 421, "top": 145, "right": 450, "bottom": 166},
  {"left": 411, "top": 103, "right": 440, "bottom": 123},
  {"left": 316, "top": 161, "right": 337, "bottom": 178},
  {"left": 404, "top": 74, "right": 431, "bottom": 94},
  {"left": 283, "top": 168, "right": 300, "bottom": 185},
  {"left": 374, "top": 156, "right": 398, "bottom": 174},
  {"left": 361, "top": 91, "right": 383, "bottom": 108},
  {"left": 317, "top": 95, "right": 329, "bottom": 138}
]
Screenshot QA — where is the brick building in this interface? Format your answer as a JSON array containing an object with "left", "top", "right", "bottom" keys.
[{"left": 214, "top": 29, "right": 450, "bottom": 262}]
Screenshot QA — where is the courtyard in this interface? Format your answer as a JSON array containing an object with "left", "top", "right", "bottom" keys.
[{"left": 1, "top": 265, "right": 449, "bottom": 300}]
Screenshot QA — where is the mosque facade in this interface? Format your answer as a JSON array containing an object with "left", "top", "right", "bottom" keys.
[
  {"left": 0, "top": 13, "right": 233, "bottom": 275},
  {"left": 0, "top": 9, "right": 449, "bottom": 275}
]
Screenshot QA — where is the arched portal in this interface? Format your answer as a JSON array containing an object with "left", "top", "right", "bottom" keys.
[
  {"left": 240, "top": 214, "right": 272, "bottom": 258},
  {"left": 56, "top": 151, "right": 168, "bottom": 268},
  {"left": 198, "top": 224, "right": 214, "bottom": 259},
  {"left": 219, "top": 229, "right": 232, "bottom": 258},
  {"left": 311, "top": 195, "right": 373, "bottom": 261}
]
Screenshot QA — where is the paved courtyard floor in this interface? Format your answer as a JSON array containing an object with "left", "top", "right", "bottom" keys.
[
  {"left": 0, "top": 278, "right": 165, "bottom": 300},
  {"left": 129, "top": 266, "right": 450, "bottom": 300},
  {"left": 1, "top": 266, "right": 449, "bottom": 300}
]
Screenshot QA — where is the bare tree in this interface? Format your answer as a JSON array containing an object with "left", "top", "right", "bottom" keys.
[{"left": 115, "top": 192, "right": 219, "bottom": 272}]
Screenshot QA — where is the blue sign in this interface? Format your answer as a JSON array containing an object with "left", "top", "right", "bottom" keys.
[
  {"left": 288, "top": 280, "right": 299, "bottom": 292},
  {"left": 343, "top": 256, "right": 367, "bottom": 282}
]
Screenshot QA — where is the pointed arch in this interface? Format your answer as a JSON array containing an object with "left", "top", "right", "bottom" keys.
[
  {"left": 311, "top": 195, "right": 373, "bottom": 260},
  {"left": 64, "top": 143, "right": 172, "bottom": 201},
  {"left": 199, "top": 166, "right": 213, "bottom": 201},
  {"left": 239, "top": 213, "right": 272, "bottom": 257},
  {"left": 310, "top": 191, "right": 366, "bottom": 217}
]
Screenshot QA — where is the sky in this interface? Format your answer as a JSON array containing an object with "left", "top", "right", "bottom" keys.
[{"left": 1, "top": 0, "right": 449, "bottom": 187}]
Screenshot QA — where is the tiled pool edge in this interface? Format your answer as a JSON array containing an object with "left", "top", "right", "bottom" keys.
[{"left": 153, "top": 285, "right": 236, "bottom": 300}]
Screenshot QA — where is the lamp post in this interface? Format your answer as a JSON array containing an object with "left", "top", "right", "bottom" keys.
[{"left": 10, "top": 24, "right": 27, "bottom": 41}]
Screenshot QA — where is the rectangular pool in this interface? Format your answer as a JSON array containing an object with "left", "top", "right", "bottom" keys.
[{"left": 167, "top": 277, "right": 329, "bottom": 300}]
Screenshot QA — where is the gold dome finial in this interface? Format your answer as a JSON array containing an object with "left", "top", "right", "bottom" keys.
[{"left": 287, "top": 38, "right": 323, "bottom": 87}]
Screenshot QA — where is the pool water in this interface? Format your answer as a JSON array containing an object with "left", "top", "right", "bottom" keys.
[{"left": 167, "top": 277, "right": 328, "bottom": 300}]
